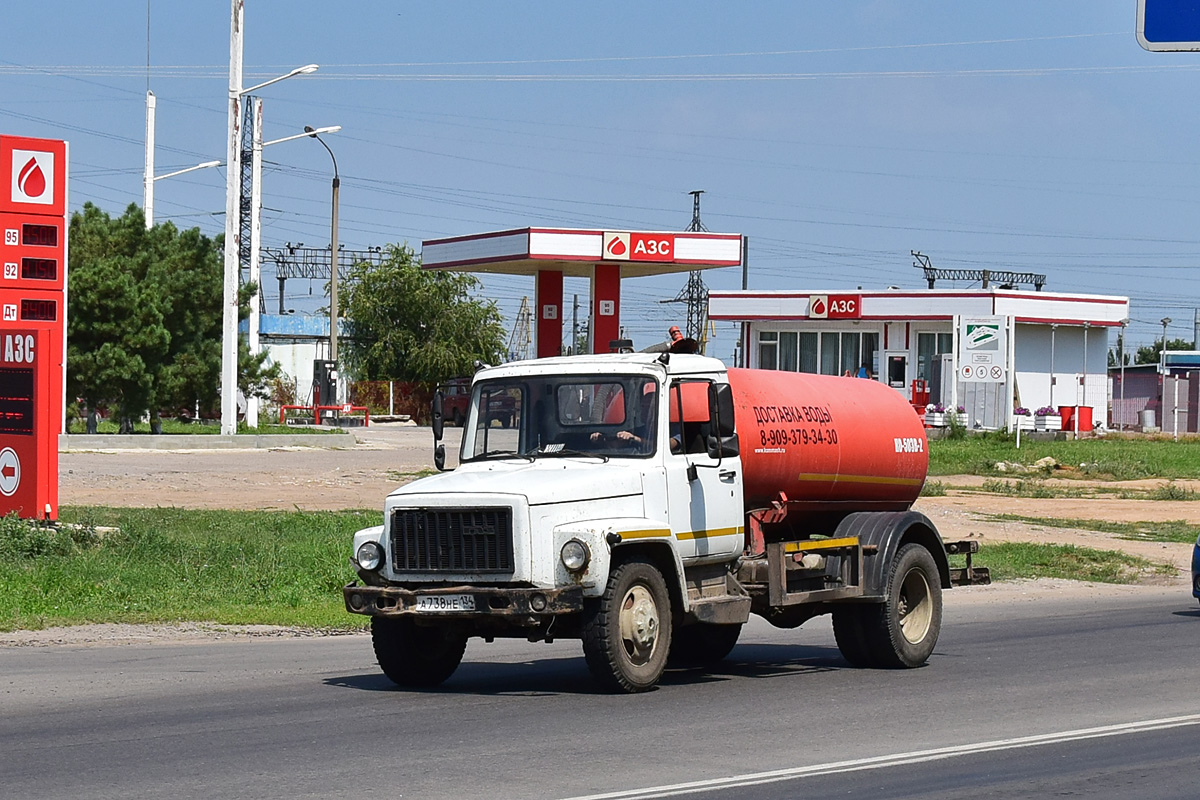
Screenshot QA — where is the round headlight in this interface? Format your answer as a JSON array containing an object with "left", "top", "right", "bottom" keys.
[
  {"left": 356, "top": 541, "right": 384, "bottom": 571},
  {"left": 560, "top": 539, "right": 590, "bottom": 572}
]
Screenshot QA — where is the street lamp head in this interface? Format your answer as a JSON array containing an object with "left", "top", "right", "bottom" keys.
[
  {"left": 1162, "top": 317, "right": 1172, "bottom": 327},
  {"left": 152, "top": 159, "right": 224, "bottom": 182},
  {"left": 240, "top": 64, "right": 321, "bottom": 95},
  {"left": 303, "top": 125, "right": 341, "bottom": 138}
]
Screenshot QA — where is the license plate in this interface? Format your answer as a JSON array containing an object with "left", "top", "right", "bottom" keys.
[{"left": 415, "top": 594, "right": 476, "bottom": 612}]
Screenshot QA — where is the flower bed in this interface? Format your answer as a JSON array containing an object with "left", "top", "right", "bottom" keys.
[
  {"left": 1033, "top": 406, "right": 1061, "bottom": 431},
  {"left": 925, "top": 404, "right": 965, "bottom": 427}
]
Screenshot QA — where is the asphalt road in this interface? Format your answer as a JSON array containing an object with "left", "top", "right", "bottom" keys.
[{"left": 3, "top": 587, "right": 1198, "bottom": 800}]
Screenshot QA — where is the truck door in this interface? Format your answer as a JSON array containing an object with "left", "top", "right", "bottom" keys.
[{"left": 664, "top": 379, "right": 744, "bottom": 562}]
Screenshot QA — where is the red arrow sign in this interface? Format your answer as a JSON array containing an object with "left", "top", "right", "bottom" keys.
[{"left": 1, "top": 465, "right": 14, "bottom": 479}]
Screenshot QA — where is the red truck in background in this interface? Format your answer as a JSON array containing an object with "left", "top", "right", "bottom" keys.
[{"left": 440, "top": 377, "right": 516, "bottom": 428}]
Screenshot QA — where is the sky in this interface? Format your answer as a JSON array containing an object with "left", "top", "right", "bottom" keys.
[{"left": 4, "top": 1, "right": 1200, "bottom": 360}]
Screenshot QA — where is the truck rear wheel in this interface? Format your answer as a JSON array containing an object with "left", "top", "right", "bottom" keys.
[
  {"left": 371, "top": 617, "right": 468, "bottom": 688},
  {"left": 582, "top": 558, "right": 673, "bottom": 692},
  {"left": 861, "top": 543, "right": 942, "bottom": 668},
  {"left": 668, "top": 623, "right": 742, "bottom": 668}
]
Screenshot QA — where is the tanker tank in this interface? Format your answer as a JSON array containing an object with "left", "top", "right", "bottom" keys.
[{"left": 726, "top": 368, "right": 928, "bottom": 513}]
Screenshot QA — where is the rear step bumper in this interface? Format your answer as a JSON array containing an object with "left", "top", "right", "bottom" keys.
[{"left": 944, "top": 540, "right": 991, "bottom": 586}]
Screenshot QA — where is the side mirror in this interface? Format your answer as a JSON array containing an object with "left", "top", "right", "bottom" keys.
[
  {"left": 432, "top": 389, "right": 445, "bottom": 441},
  {"left": 709, "top": 383, "right": 736, "bottom": 438},
  {"left": 706, "top": 433, "right": 740, "bottom": 459},
  {"left": 434, "top": 442, "right": 446, "bottom": 472}
]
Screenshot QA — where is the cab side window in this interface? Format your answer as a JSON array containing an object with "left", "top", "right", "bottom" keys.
[{"left": 668, "top": 380, "right": 714, "bottom": 456}]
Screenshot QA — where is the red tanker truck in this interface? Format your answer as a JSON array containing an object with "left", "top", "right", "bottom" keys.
[{"left": 344, "top": 353, "right": 987, "bottom": 692}]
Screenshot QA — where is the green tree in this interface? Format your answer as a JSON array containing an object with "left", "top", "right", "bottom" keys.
[
  {"left": 1135, "top": 337, "right": 1193, "bottom": 366},
  {"left": 68, "top": 203, "right": 278, "bottom": 432},
  {"left": 68, "top": 204, "right": 170, "bottom": 431},
  {"left": 342, "top": 244, "right": 506, "bottom": 383}
]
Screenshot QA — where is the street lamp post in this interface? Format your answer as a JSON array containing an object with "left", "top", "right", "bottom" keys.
[
  {"left": 1161, "top": 317, "right": 1172, "bottom": 375},
  {"left": 143, "top": 90, "right": 219, "bottom": 229},
  {"left": 220, "top": 0, "right": 318, "bottom": 435},
  {"left": 145, "top": 90, "right": 155, "bottom": 225},
  {"left": 1160, "top": 316, "right": 1172, "bottom": 431},
  {"left": 305, "top": 126, "right": 340, "bottom": 368},
  {"left": 220, "top": 0, "right": 245, "bottom": 436},
  {"left": 244, "top": 116, "right": 340, "bottom": 428}
]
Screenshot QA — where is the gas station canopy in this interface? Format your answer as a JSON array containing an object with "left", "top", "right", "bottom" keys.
[
  {"left": 422, "top": 227, "right": 742, "bottom": 278},
  {"left": 421, "top": 226, "right": 743, "bottom": 358}
]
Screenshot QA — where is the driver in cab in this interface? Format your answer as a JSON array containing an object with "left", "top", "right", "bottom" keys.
[{"left": 589, "top": 383, "right": 658, "bottom": 453}]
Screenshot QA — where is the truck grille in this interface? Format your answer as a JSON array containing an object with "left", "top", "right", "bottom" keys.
[{"left": 389, "top": 508, "right": 514, "bottom": 573}]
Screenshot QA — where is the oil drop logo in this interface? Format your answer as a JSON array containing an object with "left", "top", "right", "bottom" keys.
[
  {"left": 602, "top": 232, "right": 631, "bottom": 260},
  {"left": 808, "top": 295, "right": 829, "bottom": 319},
  {"left": 11, "top": 150, "right": 54, "bottom": 205}
]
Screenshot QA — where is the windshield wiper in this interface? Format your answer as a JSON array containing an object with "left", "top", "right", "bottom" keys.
[
  {"left": 535, "top": 447, "right": 609, "bottom": 462},
  {"left": 474, "top": 449, "right": 535, "bottom": 462}
]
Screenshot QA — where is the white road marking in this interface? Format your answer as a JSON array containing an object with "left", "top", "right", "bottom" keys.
[{"left": 557, "top": 713, "right": 1200, "bottom": 800}]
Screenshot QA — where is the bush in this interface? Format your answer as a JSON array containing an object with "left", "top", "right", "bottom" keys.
[
  {"left": 981, "top": 479, "right": 1059, "bottom": 498},
  {"left": 1149, "top": 482, "right": 1198, "bottom": 501},
  {"left": 0, "top": 513, "right": 99, "bottom": 559}
]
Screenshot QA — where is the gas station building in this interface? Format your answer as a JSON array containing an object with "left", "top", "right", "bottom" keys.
[{"left": 708, "top": 288, "right": 1129, "bottom": 431}]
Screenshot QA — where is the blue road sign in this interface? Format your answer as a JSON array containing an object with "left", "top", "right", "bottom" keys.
[{"left": 1138, "top": 0, "right": 1200, "bottom": 51}]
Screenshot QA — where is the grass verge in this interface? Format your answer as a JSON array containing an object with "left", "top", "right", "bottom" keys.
[
  {"left": 978, "top": 479, "right": 1081, "bottom": 498},
  {"left": 919, "top": 480, "right": 947, "bottom": 497},
  {"left": 929, "top": 435, "right": 1200, "bottom": 480},
  {"left": 386, "top": 468, "right": 439, "bottom": 482},
  {"left": 987, "top": 514, "right": 1198, "bottom": 544},
  {"left": 950, "top": 542, "right": 1169, "bottom": 584},
  {"left": 939, "top": 479, "right": 1196, "bottom": 501},
  {"left": 0, "top": 507, "right": 378, "bottom": 632},
  {"left": 0, "top": 508, "right": 1179, "bottom": 633}
]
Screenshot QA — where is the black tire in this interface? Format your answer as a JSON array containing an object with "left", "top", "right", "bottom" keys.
[
  {"left": 452, "top": 408, "right": 464, "bottom": 427},
  {"left": 582, "top": 558, "right": 673, "bottom": 692},
  {"left": 667, "top": 623, "right": 742, "bottom": 668},
  {"left": 831, "top": 606, "right": 875, "bottom": 667},
  {"left": 861, "top": 543, "right": 943, "bottom": 668},
  {"left": 371, "top": 617, "right": 468, "bottom": 688}
]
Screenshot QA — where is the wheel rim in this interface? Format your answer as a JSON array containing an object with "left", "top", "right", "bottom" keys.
[
  {"left": 618, "top": 584, "right": 660, "bottom": 666},
  {"left": 897, "top": 568, "right": 933, "bottom": 644}
]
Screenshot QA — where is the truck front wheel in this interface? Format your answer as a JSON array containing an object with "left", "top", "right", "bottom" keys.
[
  {"left": 371, "top": 617, "right": 468, "bottom": 688},
  {"left": 582, "top": 558, "right": 673, "bottom": 692},
  {"left": 859, "top": 543, "right": 943, "bottom": 668}
]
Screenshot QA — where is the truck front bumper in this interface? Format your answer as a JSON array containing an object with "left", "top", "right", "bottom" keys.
[{"left": 344, "top": 582, "right": 585, "bottom": 620}]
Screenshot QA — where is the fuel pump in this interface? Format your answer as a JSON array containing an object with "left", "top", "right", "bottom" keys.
[{"left": 313, "top": 358, "right": 337, "bottom": 420}]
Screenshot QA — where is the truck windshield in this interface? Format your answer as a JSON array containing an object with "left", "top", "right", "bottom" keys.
[{"left": 463, "top": 375, "right": 659, "bottom": 461}]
